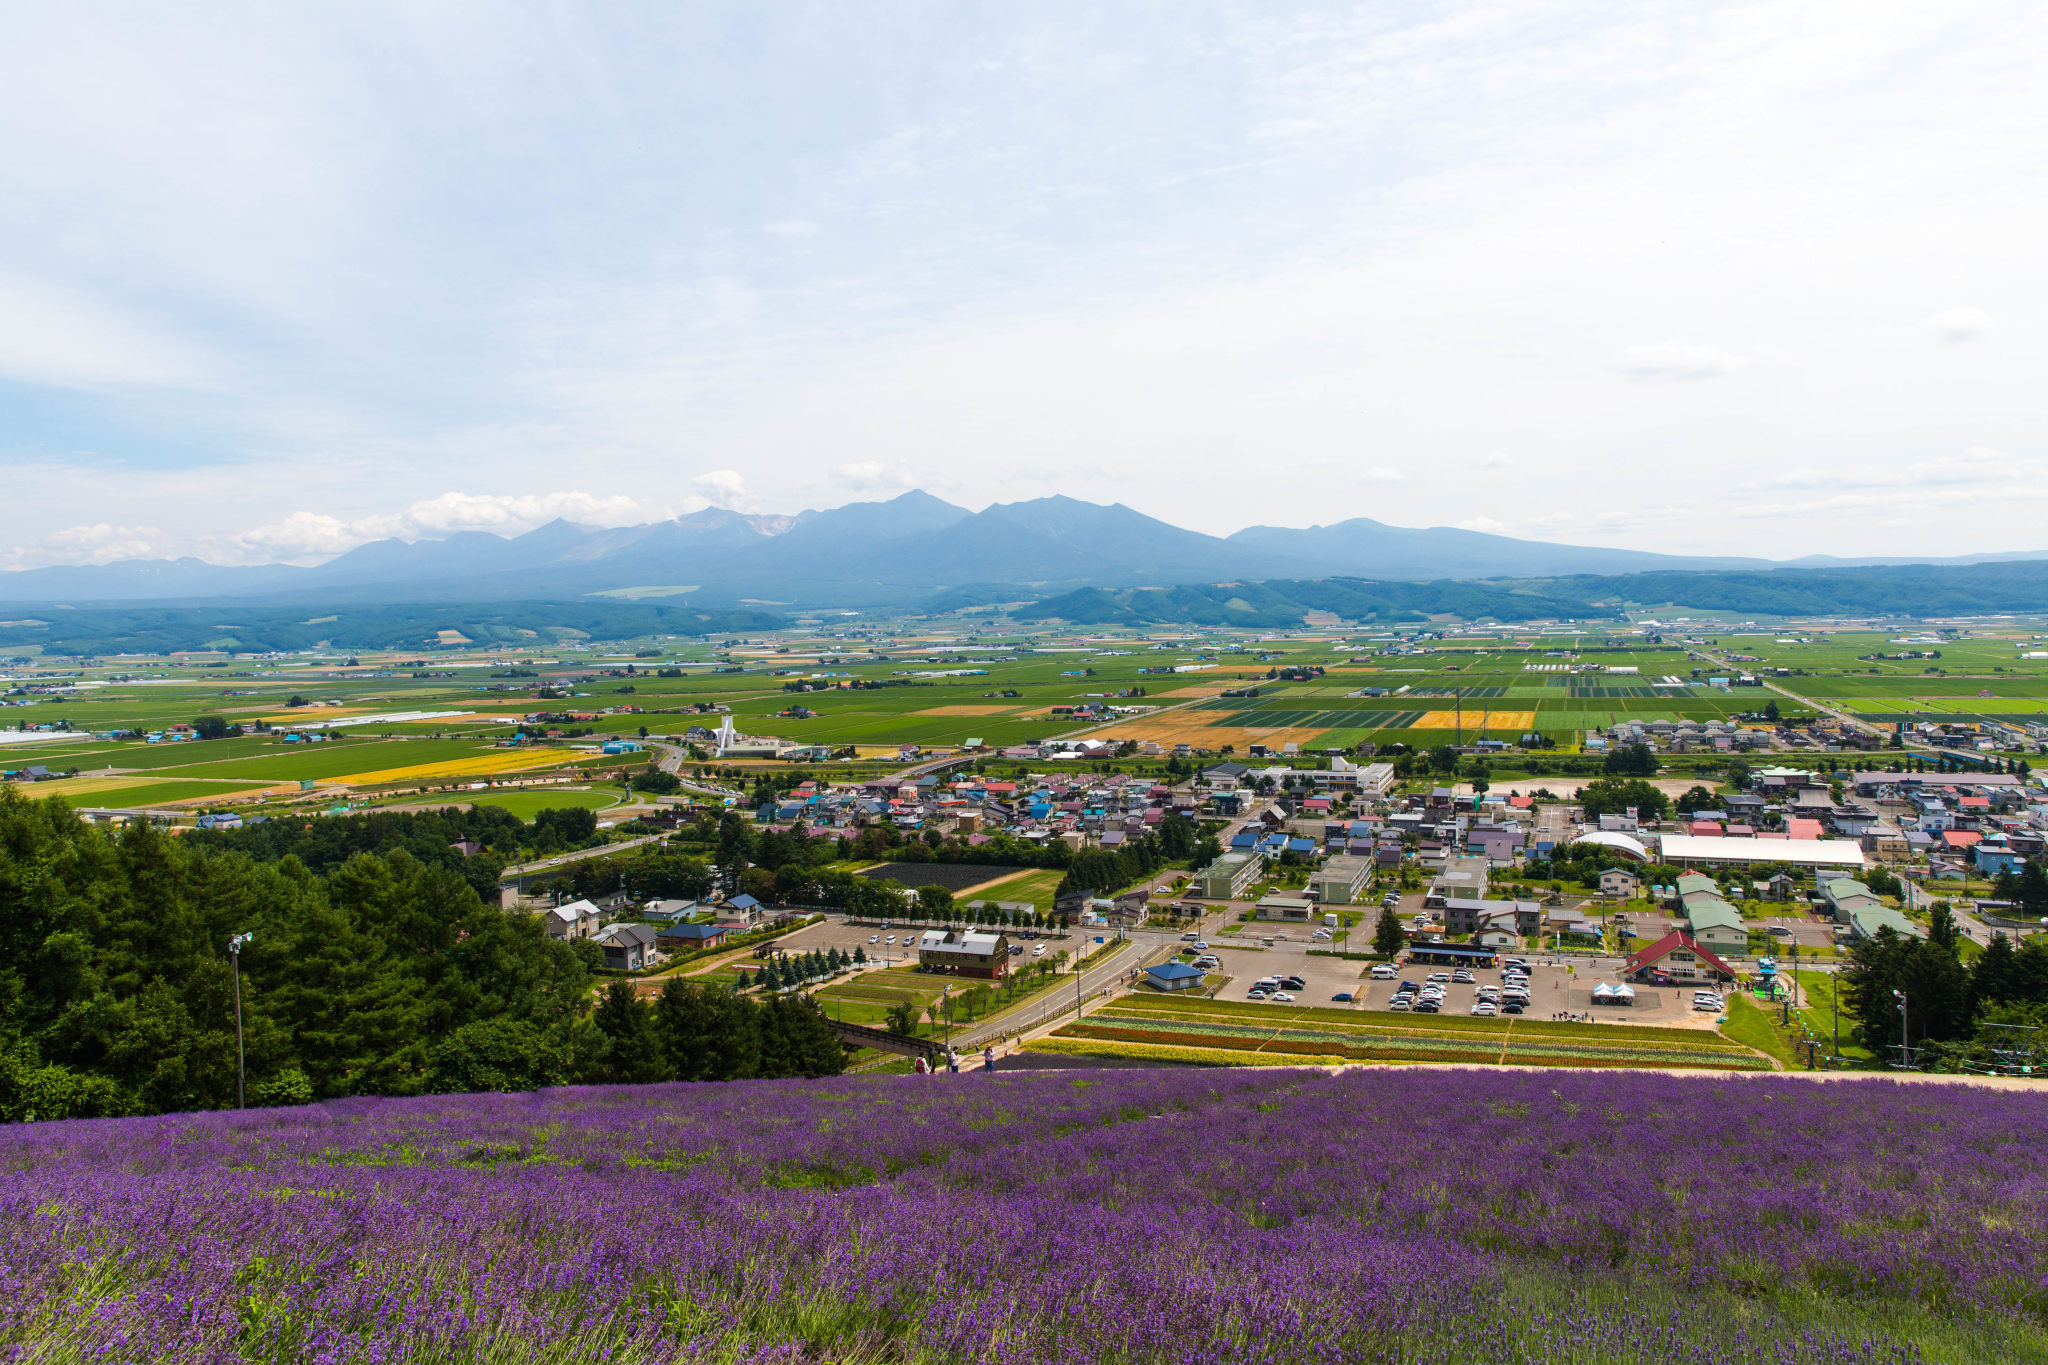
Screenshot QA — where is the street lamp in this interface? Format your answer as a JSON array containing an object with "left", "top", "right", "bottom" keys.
[
  {"left": 227, "top": 932, "right": 254, "bottom": 1108},
  {"left": 1893, "top": 987, "right": 1909, "bottom": 1069}
]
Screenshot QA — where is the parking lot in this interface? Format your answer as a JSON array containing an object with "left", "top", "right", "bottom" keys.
[{"left": 1349, "top": 959, "right": 1724, "bottom": 1028}]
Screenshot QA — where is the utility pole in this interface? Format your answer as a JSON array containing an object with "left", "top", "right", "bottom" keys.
[
  {"left": 228, "top": 932, "right": 254, "bottom": 1108},
  {"left": 1893, "top": 987, "right": 1909, "bottom": 1069}
]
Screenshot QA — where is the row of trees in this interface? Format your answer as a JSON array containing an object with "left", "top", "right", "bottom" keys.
[
  {"left": 575, "top": 980, "right": 845, "bottom": 1087},
  {"left": 1840, "top": 911, "right": 2048, "bottom": 1059}
]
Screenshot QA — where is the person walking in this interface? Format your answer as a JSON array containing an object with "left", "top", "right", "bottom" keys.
[{"left": 913, "top": 1055, "right": 929, "bottom": 1075}]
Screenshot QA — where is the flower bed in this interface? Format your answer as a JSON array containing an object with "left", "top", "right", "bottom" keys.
[{"left": 4, "top": 1072, "right": 2044, "bottom": 1362}]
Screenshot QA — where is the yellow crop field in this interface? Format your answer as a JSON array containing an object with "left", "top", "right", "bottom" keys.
[
  {"left": 334, "top": 750, "right": 579, "bottom": 786},
  {"left": 1408, "top": 709, "right": 1535, "bottom": 731}
]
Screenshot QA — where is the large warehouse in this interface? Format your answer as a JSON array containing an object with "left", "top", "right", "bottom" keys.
[{"left": 1652, "top": 834, "right": 1867, "bottom": 874}]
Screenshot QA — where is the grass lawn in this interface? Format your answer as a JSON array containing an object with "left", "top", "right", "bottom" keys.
[
  {"left": 1719, "top": 994, "right": 1795, "bottom": 1069},
  {"left": 1791, "top": 969, "right": 1879, "bottom": 1063},
  {"left": 463, "top": 788, "right": 624, "bottom": 820},
  {"left": 973, "top": 867, "right": 1065, "bottom": 910}
]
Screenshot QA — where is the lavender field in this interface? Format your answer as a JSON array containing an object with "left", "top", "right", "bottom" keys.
[{"left": 3, "top": 1070, "right": 2045, "bottom": 1364}]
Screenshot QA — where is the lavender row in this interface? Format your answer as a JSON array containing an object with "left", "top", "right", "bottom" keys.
[{"left": 2, "top": 1068, "right": 2044, "bottom": 1363}]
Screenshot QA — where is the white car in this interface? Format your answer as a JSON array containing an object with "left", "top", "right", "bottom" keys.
[
  {"left": 868, "top": 935, "right": 880, "bottom": 944},
  {"left": 1370, "top": 965, "right": 1397, "bottom": 979},
  {"left": 1268, "top": 991, "right": 1296, "bottom": 1003},
  {"left": 1033, "top": 945, "right": 1047, "bottom": 955},
  {"left": 1470, "top": 1003, "right": 1498, "bottom": 1016},
  {"left": 884, "top": 935, "right": 896, "bottom": 944},
  {"left": 1192, "top": 941, "right": 1210, "bottom": 951}
]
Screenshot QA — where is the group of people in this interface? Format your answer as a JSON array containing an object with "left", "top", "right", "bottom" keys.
[{"left": 913, "top": 1046, "right": 997, "bottom": 1075}]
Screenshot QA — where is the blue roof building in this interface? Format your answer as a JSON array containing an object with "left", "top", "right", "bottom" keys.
[{"left": 1146, "top": 962, "right": 1206, "bottom": 992}]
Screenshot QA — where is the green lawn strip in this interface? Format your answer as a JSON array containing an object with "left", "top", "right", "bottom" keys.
[
  {"left": 1107, "top": 994, "right": 1725, "bottom": 1045},
  {"left": 1788, "top": 969, "right": 1878, "bottom": 1062},
  {"left": 1719, "top": 994, "right": 1794, "bottom": 1070},
  {"left": 462, "top": 789, "right": 620, "bottom": 820},
  {"left": 1076, "top": 1011, "right": 1760, "bottom": 1066}
]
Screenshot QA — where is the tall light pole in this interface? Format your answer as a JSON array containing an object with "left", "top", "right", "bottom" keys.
[
  {"left": 1893, "top": 987, "right": 1909, "bottom": 1069},
  {"left": 228, "top": 932, "right": 254, "bottom": 1108}
]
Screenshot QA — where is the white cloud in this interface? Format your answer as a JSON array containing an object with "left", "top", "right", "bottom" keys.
[
  {"left": 228, "top": 511, "right": 356, "bottom": 559},
  {"left": 764, "top": 220, "right": 820, "bottom": 239},
  {"left": 2, "top": 523, "right": 178, "bottom": 567},
  {"left": 691, "top": 470, "right": 752, "bottom": 508},
  {"left": 1359, "top": 467, "right": 1407, "bottom": 484},
  {"left": 1919, "top": 306, "right": 1996, "bottom": 342},
  {"left": 1455, "top": 517, "right": 1508, "bottom": 535},
  {"left": 1613, "top": 342, "right": 1749, "bottom": 381},
  {"left": 1481, "top": 451, "right": 1514, "bottom": 468},
  {"left": 198, "top": 491, "right": 684, "bottom": 565},
  {"left": 836, "top": 461, "right": 928, "bottom": 493}
]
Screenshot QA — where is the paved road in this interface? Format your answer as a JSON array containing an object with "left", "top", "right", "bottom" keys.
[{"left": 502, "top": 830, "right": 669, "bottom": 877}]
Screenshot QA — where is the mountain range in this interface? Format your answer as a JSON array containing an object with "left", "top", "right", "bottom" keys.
[{"left": 3, "top": 491, "right": 2044, "bottom": 610}]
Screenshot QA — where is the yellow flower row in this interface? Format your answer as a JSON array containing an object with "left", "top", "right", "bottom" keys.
[
  {"left": 1024, "top": 1037, "right": 1348, "bottom": 1069},
  {"left": 334, "top": 750, "right": 579, "bottom": 785}
]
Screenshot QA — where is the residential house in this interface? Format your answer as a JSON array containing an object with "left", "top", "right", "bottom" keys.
[
  {"left": 594, "top": 922, "right": 660, "bottom": 971},
  {"left": 541, "top": 898, "right": 604, "bottom": 941},
  {"left": 1598, "top": 868, "right": 1640, "bottom": 899},
  {"left": 657, "top": 922, "right": 729, "bottom": 952}
]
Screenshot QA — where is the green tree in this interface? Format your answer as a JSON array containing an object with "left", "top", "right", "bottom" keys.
[
  {"left": 884, "top": 999, "right": 921, "bottom": 1037},
  {"left": 427, "top": 1018, "right": 565, "bottom": 1093},
  {"left": 1373, "top": 905, "right": 1406, "bottom": 957},
  {"left": 584, "top": 982, "right": 666, "bottom": 1085},
  {"left": 916, "top": 884, "right": 956, "bottom": 919},
  {"left": 1840, "top": 927, "right": 1973, "bottom": 1052},
  {"left": 1673, "top": 785, "right": 1718, "bottom": 815},
  {"left": 1575, "top": 778, "right": 1671, "bottom": 820}
]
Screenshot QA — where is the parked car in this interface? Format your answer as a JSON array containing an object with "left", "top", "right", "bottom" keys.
[
  {"left": 868, "top": 935, "right": 879, "bottom": 943},
  {"left": 1193, "top": 941, "right": 1210, "bottom": 950},
  {"left": 1426, "top": 972, "right": 1452, "bottom": 983},
  {"left": 1500, "top": 1001, "right": 1525, "bottom": 1014},
  {"left": 1412, "top": 1000, "right": 1440, "bottom": 1013},
  {"left": 1033, "top": 945, "right": 1047, "bottom": 955},
  {"left": 1370, "top": 964, "right": 1397, "bottom": 979},
  {"left": 1269, "top": 991, "right": 1296, "bottom": 1003},
  {"left": 1452, "top": 969, "right": 1476, "bottom": 984},
  {"left": 1388, "top": 996, "right": 1412, "bottom": 1011},
  {"left": 1331, "top": 991, "right": 1354, "bottom": 1002},
  {"left": 1281, "top": 976, "right": 1307, "bottom": 992},
  {"left": 1470, "top": 1002, "right": 1498, "bottom": 1016},
  {"left": 1181, "top": 931, "right": 1201, "bottom": 941}
]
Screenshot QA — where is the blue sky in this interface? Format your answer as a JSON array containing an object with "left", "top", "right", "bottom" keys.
[{"left": 2, "top": 1, "right": 2043, "bottom": 567}]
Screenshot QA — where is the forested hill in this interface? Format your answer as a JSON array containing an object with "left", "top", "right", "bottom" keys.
[
  {"left": 0, "top": 791, "right": 841, "bottom": 1122},
  {"left": 1006, "top": 560, "right": 2048, "bottom": 626}
]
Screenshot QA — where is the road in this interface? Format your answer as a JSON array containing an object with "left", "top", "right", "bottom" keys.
[{"left": 502, "top": 830, "right": 669, "bottom": 877}]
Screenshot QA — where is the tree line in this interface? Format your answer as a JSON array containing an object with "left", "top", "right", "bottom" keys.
[
  {"left": 0, "top": 792, "right": 843, "bottom": 1123},
  {"left": 1839, "top": 904, "right": 2048, "bottom": 1063}
]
